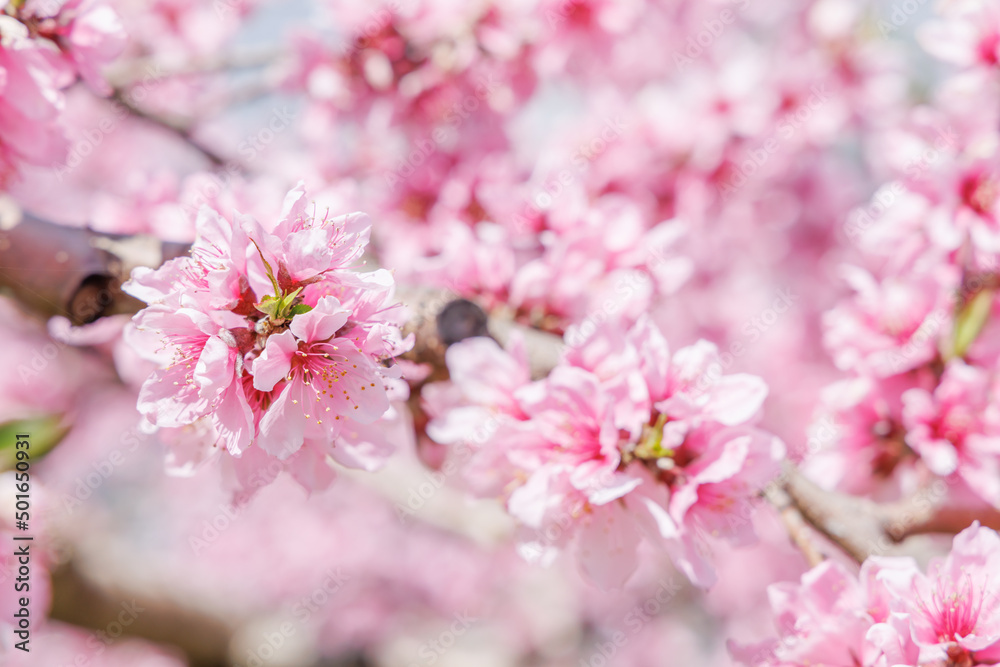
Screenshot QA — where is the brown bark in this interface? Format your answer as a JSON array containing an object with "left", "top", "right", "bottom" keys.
[
  {"left": 0, "top": 215, "right": 147, "bottom": 325},
  {"left": 49, "top": 561, "right": 234, "bottom": 667}
]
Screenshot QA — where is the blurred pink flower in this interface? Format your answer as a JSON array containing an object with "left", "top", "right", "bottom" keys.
[
  {"left": 823, "top": 265, "right": 955, "bottom": 378},
  {"left": 902, "top": 361, "right": 1000, "bottom": 508},
  {"left": 0, "top": 32, "right": 70, "bottom": 186},
  {"left": 919, "top": 0, "right": 1000, "bottom": 69}
]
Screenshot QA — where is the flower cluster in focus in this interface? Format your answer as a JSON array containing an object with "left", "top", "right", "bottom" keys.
[
  {"left": 733, "top": 522, "right": 1000, "bottom": 667},
  {"left": 124, "top": 184, "right": 412, "bottom": 495},
  {"left": 424, "top": 316, "right": 784, "bottom": 588}
]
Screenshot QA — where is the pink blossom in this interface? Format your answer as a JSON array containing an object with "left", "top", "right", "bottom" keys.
[
  {"left": 124, "top": 185, "right": 409, "bottom": 495},
  {"left": 427, "top": 318, "right": 783, "bottom": 588},
  {"left": 20, "top": 0, "right": 126, "bottom": 93},
  {"left": 641, "top": 425, "right": 785, "bottom": 587},
  {"left": 823, "top": 265, "right": 955, "bottom": 378},
  {"left": 731, "top": 555, "right": 921, "bottom": 666},
  {"left": 761, "top": 559, "right": 874, "bottom": 665},
  {"left": 130, "top": 303, "right": 239, "bottom": 433},
  {"left": 253, "top": 295, "right": 390, "bottom": 458},
  {"left": 508, "top": 204, "right": 691, "bottom": 326},
  {"left": 902, "top": 361, "right": 1000, "bottom": 508},
  {"left": 903, "top": 522, "right": 1000, "bottom": 663},
  {"left": 737, "top": 524, "right": 1000, "bottom": 666},
  {"left": 0, "top": 31, "right": 70, "bottom": 186},
  {"left": 951, "top": 163, "right": 1000, "bottom": 255},
  {"left": 919, "top": 0, "right": 1000, "bottom": 70},
  {"left": 3, "top": 0, "right": 125, "bottom": 96},
  {"left": 802, "top": 375, "right": 923, "bottom": 497}
]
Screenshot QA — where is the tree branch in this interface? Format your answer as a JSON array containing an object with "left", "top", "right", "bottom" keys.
[
  {"left": 106, "top": 48, "right": 285, "bottom": 88},
  {"left": 0, "top": 215, "right": 147, "bottom": 325},
  {"left": 779, "top": 464, "right": 902, "bottom": 562},
  {"left": 763, "top": 483, "right": 825, "bottom": 567},
  {"left": 779, "top": 463, "right": 1000, "bottom": 563},
  {"left": 111, "top": 89, "right": 231, "bottom": 167},
  {"left": 49, "top": 560, "right": 233, "bottom": 667}
]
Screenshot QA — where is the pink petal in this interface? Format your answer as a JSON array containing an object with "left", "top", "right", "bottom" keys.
[
  {"left": 575, "top": 502, "right": 641, "bottom": 589},
  {"left": 289, "top": 295, "right": 348, "bottom": 342},
  {"left": 253, "top": 330, "right": 297, "bottom": 392},
  {"left": 213, "top": 382, "right": 254, "bottom": 456}
]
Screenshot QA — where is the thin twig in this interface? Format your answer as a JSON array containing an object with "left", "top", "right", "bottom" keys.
[
  {"left": 106, "top": 47, "right": 285, "bottom": 88},
  {"left": 764, "top": 483, "right": 825, "bottom": 567},
  {"left": 111, "top": 89, "right": 231, "bottom": 167}
]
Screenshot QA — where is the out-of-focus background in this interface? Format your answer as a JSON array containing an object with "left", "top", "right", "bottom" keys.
[{"left": 0, "top": 0, "right": 977, "bottom": 664}]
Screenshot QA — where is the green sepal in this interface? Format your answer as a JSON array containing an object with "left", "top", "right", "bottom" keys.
[
  {"left": 635, "top": 414, "right": 673, "bottom": 460},
  {"left": 255, "top": 294, "right": 282, "bottom": 320},
  {"left": 255, "top": 287, "right": 306, "bottom": 322},
  {"left": 951, "top": 288, "right": 994, "bottom": 360},
  {"left": 0, "top": 415, "right": 70, "bottom": 471}
]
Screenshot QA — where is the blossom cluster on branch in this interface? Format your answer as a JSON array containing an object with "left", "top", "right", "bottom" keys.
[
  {"left": 734, "top": 522, "right": 1000, "bottom": 667},
  {"left": 424, "top": 317, "right": 783, "bottom": 588},
  {"left": 124, "top": 184, "right": 411, "bottom": 495},
  {"left": 803, "top": 0, "right": 1000, "bottom": 520}
]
